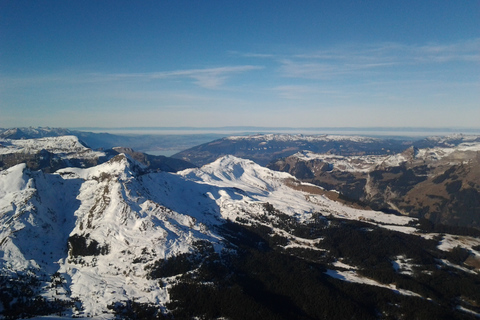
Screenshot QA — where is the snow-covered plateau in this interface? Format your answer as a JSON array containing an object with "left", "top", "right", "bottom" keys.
[{"left": 0, "top": 136, "right": 104, "bottom": 160}]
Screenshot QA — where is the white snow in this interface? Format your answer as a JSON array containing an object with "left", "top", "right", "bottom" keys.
[
  {"left": 0, "top": 155, "right": 223, "bottom": 318},
  {"left": 305, "top": 193, "right": 416, "bottom": 229},
  {"left": 331, "top": 260, "right": 358, "bottom": 270},
  {"left": 226, "top": 133, "right": 379, "bottom": 143},
  {"left": 294, "top": 151, "right": 385, "bottom": 172},
  {"left": 456, "top": 305, "right": 480, "bottom": 318},
  {"left": 438, "top": 259, "right": 478, "bottom": 275},
  {"left": 325, "top": 269, "right": 422, "bottom": 297},
  {"left": 392, "top": 255, "right": 415, "bottom": 276},
  {"left": 437, "top": 234, "right": 480, "bottom": 254},
  {"left": 0, "top": 136, "right": 104, "bottom": 159}
]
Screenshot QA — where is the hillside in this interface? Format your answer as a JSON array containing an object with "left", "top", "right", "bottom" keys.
[
  {"left": 269, "top": 139, "right": 480, "bottom": 228},
  {"left": 1, "top": 136, "right": 480, "bottom": 319}
]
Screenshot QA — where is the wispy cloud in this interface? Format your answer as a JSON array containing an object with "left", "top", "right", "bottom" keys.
[
  {"left": 279, "top": 59, "right": 397, "bottom": 79},
  {"left": 278, "top": 38, "right": 480, "bottom": 80},
  {"left": 412, "top": 38, "right": 480, "bottom": 63},
  {"left": 272, "top": 85, "right": 317, "bottom": 99},
  {"left": 228, "top": 51, "right": 276, "bottom": 59},
  {"left": 1, "top": 65, "right": 264, "bottom": 90},
  {"left": 101, "top": 65, "right": 263, "bottom": 89}
]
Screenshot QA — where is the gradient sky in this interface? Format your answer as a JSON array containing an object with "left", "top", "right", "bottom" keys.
[{"left": 1, "top": 1, "right": 479, "bottom": 129}]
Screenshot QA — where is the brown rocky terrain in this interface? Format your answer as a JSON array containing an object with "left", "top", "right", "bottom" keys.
[{"left": 269, "top": 144, "right": 480, "bottom": 228}]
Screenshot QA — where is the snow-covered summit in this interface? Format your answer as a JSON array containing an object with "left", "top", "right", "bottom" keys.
[
  {"left": 56, "top": 153, "right": 145, "bottom": 181},
  {"left": 181, "top": 155, "right": 291, "bottom": 188}
]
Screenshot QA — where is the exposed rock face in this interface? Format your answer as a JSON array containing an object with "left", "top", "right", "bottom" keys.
[{"left": 269, "top": 144, "right": 480, "bottom": 228}]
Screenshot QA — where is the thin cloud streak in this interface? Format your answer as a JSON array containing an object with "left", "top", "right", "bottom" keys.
[
  {"left": 294, "top": 38, "right": 480, "bottom": 63},
  {"left": 279, "top": 38, "right": 480, "bottom": 80},
  {"left": 0, "top": 65, "right": 264, "bottom": 90},
  {"left": 228, "top": 51, "right": 276, "bottom": 59},
  {"left": 102, "top": 65, "right": 264, "bottom": 89}
]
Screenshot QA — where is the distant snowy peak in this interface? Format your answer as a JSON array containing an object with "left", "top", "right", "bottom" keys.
[{"left": 226, "top": 133, "right": 379, "bottom": 143}]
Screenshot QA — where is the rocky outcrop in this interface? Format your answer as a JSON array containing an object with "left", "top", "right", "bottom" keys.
[{"left": 269, "top": 146, "right": 480, "bottom": 228}]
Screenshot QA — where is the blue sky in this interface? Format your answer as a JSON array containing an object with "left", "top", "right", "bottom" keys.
[{"left": 1, "top": 1, "right": 479, "bottom": 129}]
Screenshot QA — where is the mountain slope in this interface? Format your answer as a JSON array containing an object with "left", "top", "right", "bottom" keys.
[
  {"left": 0, "top": 154, "right": 220, "bottom": 318},
  {"left": 1, "top": 141, "right": 480, "bottom": 319},
  {"left": 269, "top": 140, "right": 480, "bottom": 228}
]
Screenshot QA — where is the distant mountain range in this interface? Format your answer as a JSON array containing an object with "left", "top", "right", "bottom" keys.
[
  {"left": 0, "top": 135, "right": 195, "bottom": 173},
  {"left": 0, "top": 127, "right": 224, "bottom": 156},
  {"left": 1, "top": 128, "right": 480, "bottom": 319}
]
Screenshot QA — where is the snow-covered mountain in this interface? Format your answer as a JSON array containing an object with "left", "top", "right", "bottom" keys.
[
  {"left": 0, "top": 153, "right": 218, "bottom": 317},
  {"left": 1, "top": 136, "right": 480, "bottom": 319},
  {"left": 0, "top": 135, "right": 104, "bottom": 159}
]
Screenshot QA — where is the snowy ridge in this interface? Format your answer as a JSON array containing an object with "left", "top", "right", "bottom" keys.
[
  {"left": 0, "top": 127, "right": 73, "bottom": 139},
  {"left": 294, "top": 151, "right": 384, "bottom": 172},
  {"left": 226, "top": 133, "right": 379, "bottom": 143},
  {"left": 0, "top": 136, "right": 104, "bottom": 159}
]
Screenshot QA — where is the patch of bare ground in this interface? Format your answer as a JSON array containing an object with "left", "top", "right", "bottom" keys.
[
  {"left": 283, "top": 178, "right": 369, "bottom": 210},
  {"left": 465, "top": 255, "right": 480, "bottom": 270}
]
